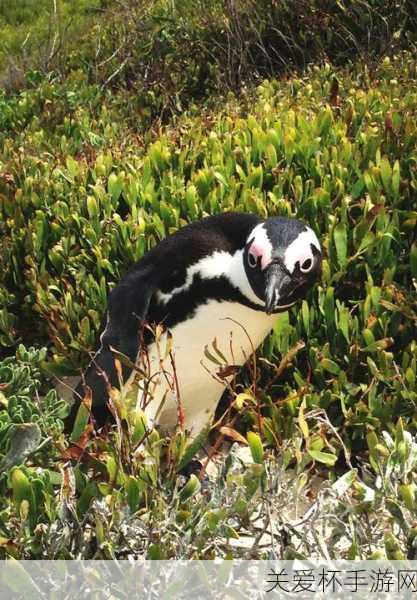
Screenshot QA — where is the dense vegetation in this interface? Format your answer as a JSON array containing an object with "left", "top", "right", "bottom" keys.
[{"left": 0, "top": 0, "right": 416, "bottom": 561}]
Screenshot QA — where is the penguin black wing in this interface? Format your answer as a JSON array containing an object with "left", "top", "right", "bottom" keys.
[
  {"left": 66, "top": 211, "right": 262, "bottom": 431},
  {"left": 66, "top": 264, "right": 158, "bottom": 430}
]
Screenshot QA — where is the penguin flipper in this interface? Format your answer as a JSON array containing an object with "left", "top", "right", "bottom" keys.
[{"left": 65, "top": 271, "right": 155, "bottom": 432}]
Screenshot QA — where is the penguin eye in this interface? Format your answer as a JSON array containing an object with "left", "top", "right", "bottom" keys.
[
  {"left": 248, "top": 252, "right": 258, "bottom": 268},
  {"left": 300, "top": 258, "right": 313, "bottom": 273}
]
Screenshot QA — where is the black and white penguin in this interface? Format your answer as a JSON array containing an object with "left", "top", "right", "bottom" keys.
[{"left": 67, "top": 212, "right": 321, "bottom": 436}]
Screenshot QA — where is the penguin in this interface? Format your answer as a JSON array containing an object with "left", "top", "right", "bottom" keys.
[{"left": 66, "top": 212, "right": 321, "bottom": 437}]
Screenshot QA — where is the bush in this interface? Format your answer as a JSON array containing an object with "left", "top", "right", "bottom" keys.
[
  {"left": 1, "top": 53, "right": 417, "bottom": 376},
  {"left": 0, "top": 345, "right": 67, "bottom": 464},
  {"left": 1, "top": 1, "right": 416, "bottom": 111},
  {"left": 0, "top": 0, "right": 103, "bottom": 91}
]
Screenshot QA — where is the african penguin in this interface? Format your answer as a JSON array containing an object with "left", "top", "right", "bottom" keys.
[{"left": 66, "top": 212, "right": 321, "bottom": 437}]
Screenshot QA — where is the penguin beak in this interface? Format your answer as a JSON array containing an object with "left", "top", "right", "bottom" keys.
[{"left": 264, "top": 262, "right": 292, "bottom": 315}]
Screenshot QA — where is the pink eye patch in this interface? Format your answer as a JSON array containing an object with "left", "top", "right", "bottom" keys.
[{"left": 249, "top": 242, "right": 272, "bottom": 270}]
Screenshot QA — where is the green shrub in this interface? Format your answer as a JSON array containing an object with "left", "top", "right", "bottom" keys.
[
  {"left": 0, "top": 4, "right": 417, "bottom": 559},
  {"left": 0, "top": 0, "right": 103, "bottom": 91},
  {"left": 1, "top": 1, "right": 416, "bottom": 109},
  {"left": 1, "top": 54, "right": 417, "bottom": 534},
  {"left": 1, "top": 53, "right": 416, "bottom": 381},
  {"left": 0, "top": 345, "right": 67, "bottom": 464}
]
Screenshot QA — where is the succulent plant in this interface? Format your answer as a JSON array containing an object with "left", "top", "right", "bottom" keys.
[{"left": 0, "top": 1, "right": 417, "bottom": 561}]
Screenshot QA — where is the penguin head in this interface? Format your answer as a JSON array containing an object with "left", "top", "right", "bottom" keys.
[{"left": 244, "top": 217, "right": 322, "bottom": 314}]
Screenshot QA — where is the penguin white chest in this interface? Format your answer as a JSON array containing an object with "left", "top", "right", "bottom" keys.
[{"left": 134, "top": 300, "right": 277, "bottom": 436}]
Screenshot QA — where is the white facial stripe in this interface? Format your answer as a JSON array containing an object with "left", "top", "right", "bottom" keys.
[
  {"left": 157, "top": 249, "right": 264, "bottom": 307},
  {"left": 284, "top": 228, "right": 321, "bottom": 274},
  {"left": 247, "top": 223, "right": 272, "bottom": 270}
]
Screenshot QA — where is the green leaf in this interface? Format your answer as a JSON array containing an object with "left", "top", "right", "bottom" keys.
[
  {"left": 125, "top": 476, "right": 142, "bottom": 513},
  {"left": 392, "top": 160, "right": 400, "bottom": 200},
  {"left": 179, "top": 474, "right": 201, "bottom": 502},
  {"left": 108, "top": 172, "right": 123, "bottom": 201},
  {"left": 203, "top": 345, "right": 223, "bottom": 366},
  {"left": 308, "top": 450, "right": 337, "bottom": 466},
  {"left": 131, "top": 411, "right": 147, "bottom": 446},
  {"left": 357, "top": 231, "right": 375, "bottom": 254},
  {"left": 302, "top": 300, "right": 310, "bottom": 335},
  {"left": 213, "top": 171, "right": 229, "bottom": 189},
  {"left": 323, "top": 287, "right": 335, "bottom": 330},
  {"left": 336, "top": 303, "right": 350, "bottom": 343},
  {"left": 9, "top": 468, "right": 37, "bottom": 528},
  {"left": 70, "top": 389, "right": 92, "bottom": 444},
  {"left": 333, "top": 222, "right": 348, "bottom": 268},
  {"left": 399, "top": 484, "right": 416, "bottom": 510},
  {"left": 380, "top": 156, "right": 392, "bottom": 195},
  {"left": 66, "top": 156, "right": 79, "bottom": 179},
  {"left": 265, "top": 143, "right": 278, "bottom": 168},
  {"left": 320, "top": 358, "right": 340, "bottom": 375},
  {"left": 247, "top": 431, "right": 264, "bottom": 464},
  {"left": 177, "top": 424, "right": 210, "bottom": 471},
  {"left": 298, "top": 401, "right": 309, "bottom": 439},
  {"left": 87, "top": 195, "right": 99, "bottom": 219}
]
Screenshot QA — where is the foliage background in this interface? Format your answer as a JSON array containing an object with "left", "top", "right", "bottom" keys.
[{"left": 0, "top": 0, "right": 416, "bottom": 560}]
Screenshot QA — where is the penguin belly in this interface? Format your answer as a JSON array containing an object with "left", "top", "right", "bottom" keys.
[{"left": 133, "top": 300, "right": 277, "bottom": 437}]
